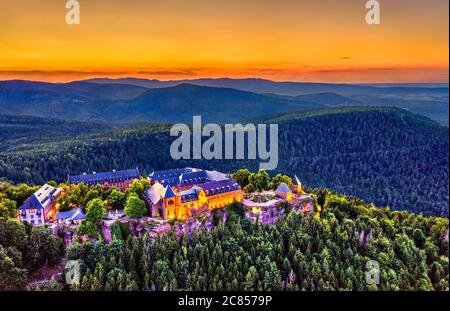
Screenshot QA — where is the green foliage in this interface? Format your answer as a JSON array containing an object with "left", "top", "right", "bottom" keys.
[
  {"left": 0, "top": 218, "right": 63, "bottom": 290},
  {"left": 0, "top": 114, "right": 110, "bottom": 153},
  {"left": 84, "top": 189, "right": 101, "bottom": 207},
  {"left": 212, "top": 210, "right": 222, "bottom": 226},
  {"left": 64, "top": 190, "right": 448, "bottom": 291},
  {"left": 227, "top": 202, "right": 245, "bottom": 219},
  {"left": 270, "top": 174, "right": 293, "bottom": 190},
  {"left": 0, "top": 198, "right": 17, "bottom": 218},
  {"left": 47, "top": 180, "right": 58, "bottom": 187},
  {"left": 57, "top": 183, "right": 89, "bottom": 212},
  {"left": 85, "top": 198, "right": 106, "bottom": 223},
  {"left": 111, "top": 222, "right": 123, "bottom": 241},
  {"left": 118, "top": 222, "right": 132, "bottom": 240},
  {"left": 226, "top": 202, "right": 250, "bottom": 231},
  {"left": 0, "top": 244, "right": 27, "bottom": 290},
  {"left": 0, "top": 218, "right": 27, "bottom": 251},
  {"left": 27, "top": 279, "right": 64, "bottom": 291},
  {"left": 248, "top": 170, "right": 270, "bottom": 192},
  {"left": 3, "top": 183, "right": 39, "bottom": 206},
  {"left": 251, "top": 194, "right": 270, "bottom": 203},
  {"left": 237, "top": 170, "right": 293, "bottom": 194},
  {"left": 108, "top": 189, "right": 126, "bottom": 209},
  {"left": 126, "top": 178, "right": 150, "bottom": 198},
  {"left": 243, "top": 183, "right": 256, "bottom": 193},
  {"left": 231, "top": 169, "right": 252, "bottom": 188},
  {"left": 124, "top": 192, "right": 147, "bottom": 218},
  {"left": 78, "top": 221, "right": 99, "bottom": 238},
  {"left": 26, "top": 226, "right": 63, "bottom": 268}
]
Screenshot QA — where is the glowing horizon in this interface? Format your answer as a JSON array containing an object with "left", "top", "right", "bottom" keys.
[{"left": 1, "top": 0, "right": 448, "bottom": 83}]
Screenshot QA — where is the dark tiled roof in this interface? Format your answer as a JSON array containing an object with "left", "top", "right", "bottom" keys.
[
  {"left": 68, "top": 169, "right": 140, "bottom": 185},
  {"left": 180, "top": 186, "right": 202, "bottom": 203},
  {"left": 56, "top": 208, "right": 86, "bottom": 221},
  {"left": 19, "top": 195, "right": 44, "bottom": 210},
  {"left": 178, "top": 171, "right": 210, "bottom": 186},
  {"left": 199, "top": 179, "right": 240, "bottom": 197},
  {"left": 20, "top": 184, "right": 61, "bottom": 210},
  {"left": 181, "top": 194, "right": 199, "bottom": 203},
  {"left": 149, "top": 168, "right": 194, "bottom": 181},
  {"left": 161, "top": 177, "right": 180, "bottom": 187},
  {"left": 163, "top": 186, "right": 176, "bottom": 199}
]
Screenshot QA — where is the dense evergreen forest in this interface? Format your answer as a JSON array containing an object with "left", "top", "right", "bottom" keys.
[
  {"left": 0, "top": 107, "right": 447, "bottom": 216},
  {"left": 0, "top": 114, "right": 110, "bottom": 153},
  {"left": 0, "top": 162, "right": 448, "bottom": 291},
  {"left": 0, "top": 217, "right": 63, "bottom": 290},
  {"left": 27, "top": 189, "right": 448, "bottom": 291}
]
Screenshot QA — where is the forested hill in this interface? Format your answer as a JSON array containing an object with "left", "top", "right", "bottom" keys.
[
  {"left": 268, "top": 107, "right": 449, "bottom": 217},
  {"left": 0, "top": 114, "right": 111, "bottom": 152},
  {"left": 63, "top": 189, "right": 449, "bottom": 291},
  {"left": 0, "top": 107, "right": 448, "bottom": 216}
]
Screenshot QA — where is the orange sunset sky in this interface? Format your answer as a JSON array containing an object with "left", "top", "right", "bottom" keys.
[{"left": 0, "top": 0, "right": 448, "bottom": 83}]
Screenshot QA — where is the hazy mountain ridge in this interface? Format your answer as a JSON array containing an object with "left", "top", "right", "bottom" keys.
[
  {"left": 0, "top": 81, "right": 323, "bottom": 124},
  {"left": 1, "top": 78, "right": 447, "bottom": 124},
  {"left": 87, "top": 78, "right": 449, "bottom": 124},
  {"left": 86, "top": 77, "right": 449, "bottom": 95},
  {"left": 103, "top": 83, "right": 322, "bottom": 123}
]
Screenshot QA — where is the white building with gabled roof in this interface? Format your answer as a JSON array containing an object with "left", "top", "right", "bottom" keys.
[{"left": 19, "top": 184, "right": 62, "bottom": 226}]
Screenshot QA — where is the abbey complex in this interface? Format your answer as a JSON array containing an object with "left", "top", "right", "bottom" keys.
[
  {"left": 18, "top": 167, "right": 307, "bottom": 226},
  {"left": 145, "top": 168, "right": 243, "bottom": 221}
]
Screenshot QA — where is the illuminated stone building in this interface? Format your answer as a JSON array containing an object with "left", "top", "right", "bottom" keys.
[{"left": 145, "top": 168, "right": 242, "bottom": 220}]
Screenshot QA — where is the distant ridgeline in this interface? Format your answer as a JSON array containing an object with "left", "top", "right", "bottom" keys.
[
  {"left": 0, "top": 107, "right": 448, "bottom": 217},
  {"left": 0, "top": 79, "right": 448, "bottom": 125}
]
